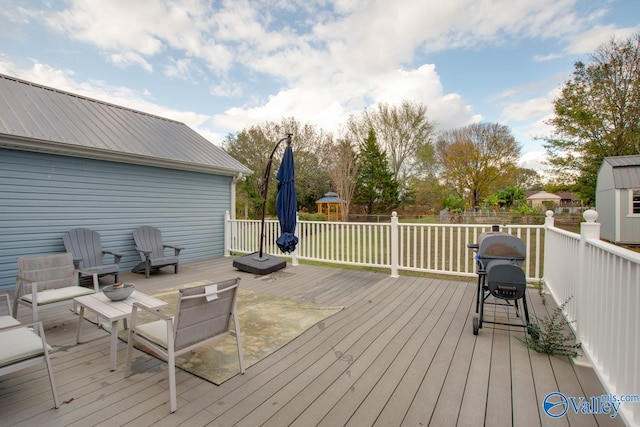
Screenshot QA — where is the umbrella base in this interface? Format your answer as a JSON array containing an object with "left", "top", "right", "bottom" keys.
[{"left": 233, "top": 252, "right": 287, "bottom": 275}]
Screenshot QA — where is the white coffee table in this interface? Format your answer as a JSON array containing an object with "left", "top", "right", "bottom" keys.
[{"left": 74, "top": 290, "right": 168, "bottom": 371}]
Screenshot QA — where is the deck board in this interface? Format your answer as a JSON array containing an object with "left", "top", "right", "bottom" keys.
[{"left": 0, "top": 257, "right": 625, "bottom": 426}]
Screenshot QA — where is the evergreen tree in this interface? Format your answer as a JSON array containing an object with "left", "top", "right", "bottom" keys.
[{"left": 353, "top": 129, "right": 399, "bottom": 214}]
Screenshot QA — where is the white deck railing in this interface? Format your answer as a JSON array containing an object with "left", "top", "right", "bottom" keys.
[
  {"left": 225, "top": 211, "right": 544, "bottom": 280},
  {"left": 543, "top": 210, "right": 639, "bottom": 427},
  {"left": 225, "top": 209, "right": 638, "bottom": 425}
]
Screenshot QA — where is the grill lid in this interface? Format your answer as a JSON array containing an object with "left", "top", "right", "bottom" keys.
[{"left": 477, "top": 231, "right": 526, "bottom": 259}]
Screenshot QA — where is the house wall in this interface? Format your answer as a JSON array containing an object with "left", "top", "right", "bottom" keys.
[
  {"left": 0, "top": 149, "right": 232, "bottom": 291},
  {"left": 596, "top": 162, "right": 618, "bottom": 242}
]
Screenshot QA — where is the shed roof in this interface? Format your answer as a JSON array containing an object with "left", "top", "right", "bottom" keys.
[
  {"left": 603, "top": 155, "right": 640, "bottom": 189},
  {"left": 0, "top": 74, "right": 252, "bottom": 176}
]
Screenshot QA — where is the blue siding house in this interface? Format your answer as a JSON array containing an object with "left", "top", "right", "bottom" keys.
[{"left": 0, "top": 74, "right": 252, "bottom": 291}]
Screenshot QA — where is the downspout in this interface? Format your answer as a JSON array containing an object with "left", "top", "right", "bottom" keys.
[
  {"left": 230, "top": 172, "right": 244, "bottom": 220},
  {"left": 225, "top": 172, "right": 244, "bottom": 256}
]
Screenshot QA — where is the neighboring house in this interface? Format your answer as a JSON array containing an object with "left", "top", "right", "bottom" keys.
[
  {"left": 526, "top": 191, "right": 561, "bottom": 208},
  {"left": 596, "top": 155, "right": 640, "bottom": 244},
  {"left": 0, "top": 74, "right": 252, "bottom": 291}
]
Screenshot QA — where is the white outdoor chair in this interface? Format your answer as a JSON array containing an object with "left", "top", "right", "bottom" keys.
[
  {"left": 14, "top": 253, "right": 99, "bottom": 321},
  {"left": 125, "top": 277, "right": 245, "bottom": 413},
  {"left": 0, "top": 293, "right": 60, "bottom": 409}
]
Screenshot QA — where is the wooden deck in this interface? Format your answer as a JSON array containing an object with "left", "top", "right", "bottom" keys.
[{"left": 0, "top": 257, "right": 624, "bottom": 426}]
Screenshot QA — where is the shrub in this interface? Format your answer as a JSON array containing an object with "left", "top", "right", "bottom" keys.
[
  {"left": 298, "top": 212, "right": 327, "bottom": 221},
  {"left": 518, "top": 298, "right": 581, "bottom": 358}
]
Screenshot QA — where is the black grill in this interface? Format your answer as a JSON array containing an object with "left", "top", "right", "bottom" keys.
[{"left": 468, "top": 227, "right": 535, "bottom": 335}]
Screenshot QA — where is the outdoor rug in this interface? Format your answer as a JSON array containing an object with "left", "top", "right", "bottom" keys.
[{"left": 119, "top": 281, "right": 343, "bottom": 385}]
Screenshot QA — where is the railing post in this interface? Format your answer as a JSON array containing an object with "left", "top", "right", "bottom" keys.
[
  {"left": 390, "top": 212, "right": 399, "bottom": 278},
  {"left": 544, "top": 209, "right": 554, "bottom": 228},
  {"left": 576, "top": 209, "right": 600, "bottom": 341},
  {"left": 292, "top": 212, "right": 299, "bottom": 266},
  {"left": 542, "top": 209, "right": 554, "bottom": 284},
  {"left": 224, "top": 210, "right": 231, "bottom": 257}
]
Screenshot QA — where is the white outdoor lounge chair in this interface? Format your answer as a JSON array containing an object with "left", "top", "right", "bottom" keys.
[
  {"left": 14, "top": 253, "right": 99, "bottom": 321},
  {"left": 125, "top": 277, "right": 244, "bottom": 413},
  {"left": 0, "top": 293, "right": 60, "bottom": 409}
]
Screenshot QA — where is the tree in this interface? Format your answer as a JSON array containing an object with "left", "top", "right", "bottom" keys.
[
  {"left": 513, "top": 167, "right": 543, "bottom": 190},
  {"left": 544, "top": 33, "right": 640, "bottom": 203},
  {"left": 441, "top": 193, "right": 467, "bottom": 211},
  {"left": 495, "top": 186, "right": 526, "bottom": 209},
  {"left": 224, "top": 128, "right": 274, "bottom": 218},
  {"left": 407, "top": 173, "right": 451, "bottom": 213},
  {"left": 436, "top": 123, "right": 522, "bottom": 209},
  {"left": 353, "top": 129, "right": 399, "bottom": 214},
  {"left": 346, "top": 100, "right": 436, "bottom": 196},
  {"left": 327, "top": 137, "right": 360, "bottom": 220},
  {"left": 224, "top": 118, "right": 332, "bottom": 218}
]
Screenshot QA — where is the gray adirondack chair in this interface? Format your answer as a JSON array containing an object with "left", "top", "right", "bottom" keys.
[
  {"left": 125, "top": 277, "right": 244, "bottom": 413},
  {"left": 132, "top": 226, "right": 184, "bottom": 278},
  {"left": 62, "top": 228, "right": 124, "bottom": 283}
]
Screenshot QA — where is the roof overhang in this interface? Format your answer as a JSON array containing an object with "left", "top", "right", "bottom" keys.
[{"left": 1, "top": 135, "right": 254, "bottom": 177}]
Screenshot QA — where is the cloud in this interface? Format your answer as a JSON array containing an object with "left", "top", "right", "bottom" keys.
[
  {"left": 3, "top": 0, "right": 637, "bottom": 154},
  {"left": 564, "top": 24, "right": 640, "bottom": 54},
  {"left": 533, "top": 53, "right": 562, "bottom": 62},
  {"left": 109, "top": 52, "right": 153, "bottom": 72},
  {"left": 43, "top": 0, "right": 233, "bottom": 71},
  {"left": 519, "top": 150, "right": 551, "bottom": 175}
]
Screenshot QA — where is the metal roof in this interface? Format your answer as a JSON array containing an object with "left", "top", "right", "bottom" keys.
[
  {"left": 0, "top": 74, "right": 252, "bottom": 176},
  {"left": 316, "top": 191, "right": 345, "bottom": 203},
  {"left": 603, "top": 155, "right": 640, "bottom": 189}
]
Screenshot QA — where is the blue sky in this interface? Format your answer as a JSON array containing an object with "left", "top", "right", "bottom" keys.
[{"left": 1, "top": 0, "right": 639, "bottom": 173}]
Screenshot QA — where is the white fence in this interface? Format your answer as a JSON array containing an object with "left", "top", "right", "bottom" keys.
[
  {"left": 543, "top": 210, "right": 639, "bottom": 427},
  {"left": 225, "top": 211, "right": 544, "bottom": 280},
  {"left": 225, "top": 209, "right": 639, "bottom": 425}
]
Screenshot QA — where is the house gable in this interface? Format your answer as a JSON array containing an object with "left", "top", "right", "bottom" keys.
[{"left": 0, "top": 74, "right": 252, "bottom": 176}]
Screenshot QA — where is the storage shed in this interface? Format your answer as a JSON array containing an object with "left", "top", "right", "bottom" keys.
[
  {"left": 0, "top": 74, "right": 252, "bottom": 291},
  {"left": 596, "top": 155, "right": 640, "bottom": 244}
]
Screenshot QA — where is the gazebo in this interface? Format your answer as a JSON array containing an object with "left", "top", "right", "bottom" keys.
[{"left": 316, "top": 191, "right": 345, "bottom": 221}]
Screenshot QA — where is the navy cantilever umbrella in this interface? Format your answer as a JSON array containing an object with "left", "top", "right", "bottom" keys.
[{"left": 275, "top": 144, "right": 299, "bottom": 253}]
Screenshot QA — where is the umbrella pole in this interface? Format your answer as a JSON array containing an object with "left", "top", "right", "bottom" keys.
[{"left": 258, "top": 134, "right": 292, "bottom": 259}]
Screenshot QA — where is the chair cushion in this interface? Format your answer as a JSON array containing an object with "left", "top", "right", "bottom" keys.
[
  {"left": 0, "top": 315, "right": 21, "bottom": 328},
  {"left": 21, "top": 286, "right": 94, "bottom": 305},
  {"left": 135, "top": 320, "right": 170, "bottom": 350},
  {"left": 0, "top": 325, "right": 50, "bottom": 368}
]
